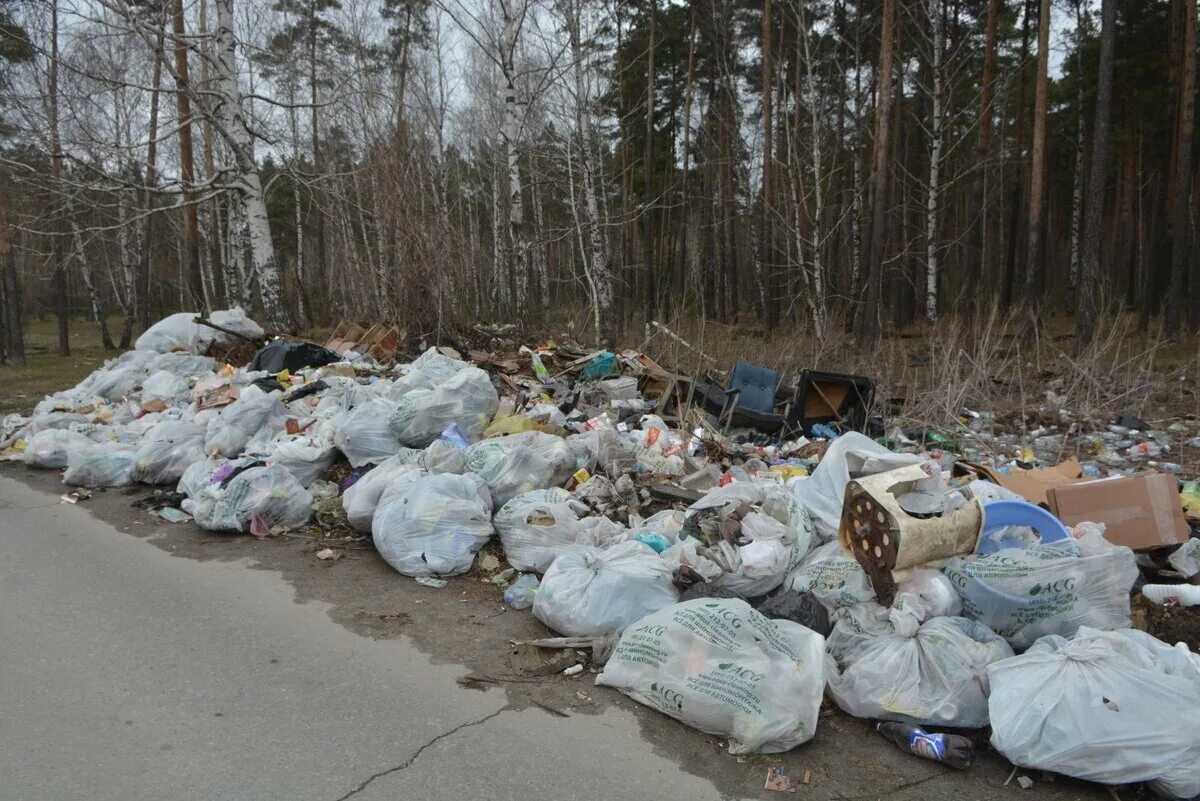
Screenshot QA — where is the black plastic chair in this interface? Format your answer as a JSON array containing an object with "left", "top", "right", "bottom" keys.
[{"left": 716, "top": 362, "right": 791, "bottom": 433}]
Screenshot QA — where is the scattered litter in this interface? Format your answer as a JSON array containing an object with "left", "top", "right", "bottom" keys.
[
  {"left": 59, "top": 490, "right": 91, "bottom": 504},
  {"left": 315, "top": 548, "right": 341, "bottom": 561},
  {"left": 764, "top": 766, "right": 798, "bottom": 793},
  {"left": 561, "top": 663, "right": 584, "bottom": 677},
  {"left": 158, "top": 507, "right": 191, "bottom": 523},
  {"left": 1017, "top": 776, "right": 1034, "bottom": 790},
  {"left": 414, "top": 576, "right": 448, "bottom": 588}
]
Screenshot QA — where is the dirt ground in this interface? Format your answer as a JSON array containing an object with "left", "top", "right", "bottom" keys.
[{"left": 1, "top": 462, "right": 1128, "bottom": 801}]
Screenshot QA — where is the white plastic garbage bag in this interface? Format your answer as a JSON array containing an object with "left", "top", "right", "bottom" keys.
[
  {"left": 334, "top": 398, "right": 401, "bottom": 467},
  {"left": 148, "top": 352, "right": 216, "bottom": 376},
  {"left": 371, "top": 472, "right": 494, "bottom": 576},
  {"left": 494, "top": 488, "right": 593, "bottom": 572},
  {"left": 140, "top": 370, "right": 191, "bottom": 404},
  {"left": 943, "top": 530, "right": 1138, "bottom": 649},
  {"left": 24, "top": 429, "right": 93, "bottom": 469},
  {"left": 789, "top": 432, "right": 923, "bottom": 542},
  {"left": 988, "top": 627, "right": 1200, "bottom": 798},
  {"left": 267, "top": 435, "right": 337, "bottom": 488},
  {"left": 341, "top": 456, "right": 422, "bottom": 532},
  {"left": 388, "top": 348, "right": 469, "bottom": 400},
  {"left": 176, "top": 457, "right": 231, "bottom": 500},
  {"left": 827, "top": 616, "right": 1013, "bottom": 728},
  {"left": 63, "top": 443, "right": 137, "bottom": 487},
  {"left": 135, "top": 307, "right": 264, "bottom": 354},
  {"left": 596, "top": 598, "right": 827, "bottom": 754},
  {"left": 388, "top": 367, "right": 498, "bottom": 447},
  {"left": 465, "top": 431, "right": 576, "bottom": 508},
  {"left": 204, "top": 386, "right": 289, "bottom": 457},
  {"left": 421, "top": 438, "right": 467, "bottom": 474},
  {"left": 132, "top": 421, "right": 207, "bottom": 484},
  {"left": 191, "top": 464, "right": 313, "bottom": 532},
  {"left": 532, "top": 541, "right": 677, "bottom": 636},
  {"left": 785, "top": 539, "right": 877, "bottom": 612}
]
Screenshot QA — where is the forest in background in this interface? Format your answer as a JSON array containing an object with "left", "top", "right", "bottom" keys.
[{"left": 0, "top": 0, "right": 1196, "bottom": 362}]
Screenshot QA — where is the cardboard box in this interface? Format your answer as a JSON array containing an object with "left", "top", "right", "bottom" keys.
[
  {"left": 953, "top": 458, "right": 1085, "bottom": 507},
  {"left": 1046, "top": 472, "right": 1190, "bottom": 551}
]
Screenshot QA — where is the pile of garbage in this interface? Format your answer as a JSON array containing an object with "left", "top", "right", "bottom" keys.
[{"left": 3, "top": 309, "right": 1200, "bottom": 797}]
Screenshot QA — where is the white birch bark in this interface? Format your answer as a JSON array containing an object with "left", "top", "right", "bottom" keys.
[
  {"left": 924, "top": 0, "right": 944, "bottom": 323},
  {"left": 212, "top": 0, "right": 291, "bottom": 331},
  {"left": 799, "top": 1, "right": 827, "bottom": 337},
  {"left": 499, "top": 0, "right": 527, "bottom": 315}
]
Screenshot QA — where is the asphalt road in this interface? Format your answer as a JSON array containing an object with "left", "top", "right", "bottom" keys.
[{"left": 0, "top": 474, "right": 724, "bottom": 801}]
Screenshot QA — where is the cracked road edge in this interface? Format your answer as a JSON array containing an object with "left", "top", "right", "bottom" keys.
[{"left": 332, "top": 707, "right": 507, "bottom": 801}]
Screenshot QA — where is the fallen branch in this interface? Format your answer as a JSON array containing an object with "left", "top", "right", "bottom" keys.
[{"left": 193, "top": 316, "right": 265, "bottom": 343}]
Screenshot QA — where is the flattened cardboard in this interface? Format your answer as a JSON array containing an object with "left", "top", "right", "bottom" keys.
[
  {"left": 1046, "top": 472, "right": 1190, "bottom": 551},
  {"left": 952, "top": 457, "right": 1084, "bottom": 507}
]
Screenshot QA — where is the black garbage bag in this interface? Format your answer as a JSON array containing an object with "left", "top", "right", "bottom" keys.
[
  {"left": 755, "top": 589, "right": 831, "bottom": 636},
  {"left": 249, "top": 340, "right": 341, "bottom": 373}
]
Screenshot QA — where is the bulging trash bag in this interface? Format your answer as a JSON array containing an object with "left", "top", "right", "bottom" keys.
[
  {"left": 148, "top": 352, "right": 216, "bottom": 376},
  {"left": 421, "top": 437, "right": 467, "bottom": 474},
  {"left": 135, "top": 307, "right": 263, "bottom": 354},
  {"left": 177, "top": 456, "right": 231, "bottom": 501},
  {"left": 371, "top": 471, "right": 494, "bottom": 576},
  {"left": 388, "top": 367, "right": 498, "bottom": 447},
  {"left": 942, "top": 530, "right": 1138, "bottom": 649},
  {"left": 204, "top": 386, "right": 289, "bottom": 457},
  {"left": 988, "top": 627, "right": 1200, "bottom": 798},
  {"left": 827, "top": 615, "right": 1013, "bottom": 729},
  {"left": 139, "top": 370, "right": 192, "bottom": 404},
  {"left": 532, "top": 541, "right": 678, "bottom": 636},
  {"left": 78, "top": 360, "right": 151, "bottom": 402},
  {"left": 63, "top": 443, "right": 137, "bottom": 487},
  {"left": 266, "top": 434, "right": 337, "bottom": 488},
  {"left": 132, "top": 421, "right": 207, "bottom": 484},
  {"left": 388, "top": 348, "right": 470, "bottom": 400},
  {"left": 342, "top": 456, "right": 422, "bottom": 532},
  {"left": 465, "top": 431, "right": 576, "bottom": 508},
  {"left": 494, "top": 488, "right": 592, "bottom": 573},
  {"left": 334, "top": 398, "right": 401, "bottom": 467},
  {"left": 596, "top": 598, "right": 827, "bottom": 754},
  {"left": 24, "top": 429, "right": 93, "bottom": 469},
  {"left": 784, "top": 539, "right": 877, "bottom": 613},
  {"left": 191, "top": 464, "right": 313, "bottom": 532}
]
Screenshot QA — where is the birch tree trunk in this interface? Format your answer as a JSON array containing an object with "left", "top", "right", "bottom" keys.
[
  {"left": 499, "top": 0, "right": 527, "bottom": 316},
  {"left": 799, "top": 1, "right": 827, "bottom": 337},
  {"left": 213, "top": 0, "right": 293, "bottom": 332},
  {"left": 924, "top": 0, "right": 944, "bottom": 323},
  {"left": 71, "top": 222, "right": 114, "bottom": 348}
]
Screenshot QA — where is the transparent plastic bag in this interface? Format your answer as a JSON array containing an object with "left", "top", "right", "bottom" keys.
[
  {"left": 596, "top": 598, "right": 826, "bottom": 754},
  {"left": 140, "top": 370, "right": 192, "bottom": 404},
  {"left": 371, "top": 471, "right": 494, "bottom": 576},
  {"left": 421, "top": 437, "right": 467, "bottom": 474},
  {"left": 334, "top": 398, "right": 401, "bottom": 467},
  {"left": 63, "top": 443, "right": 137, "bottom": 487},
  {"left": 465, "top": 431, "right": 576, "bottom": 508},
  {"left": 827, "top": 616, "right": 1013, "bottom": 728},
  {"left": 204, "top": 387, "right": 289, "bottom": 457},
  {"left": 785, "top": 539, "right": 877, "bottom": 612},
  {"left": 135, "top": 308, "right": 263, "bottom": 354},
  {"left": 132, "top": 421, "right": 207, "bottom": 484},
  {"left": 532, "top": 541, "right": 678, "bottom": 636},
  {"left": 341, "top": 455, "right": 423, "bottom": 532},
  {"left": 191, "top": 464, "right": 313, "bottom": 532},
  {"left": 988, "top": 627, "right": 1200, "bottom": 798},
  {"left": 388, "top": 367, "right": 498, "bottom": 447},
  {"left": 24, "top": 429, "right": 93, "bottom": 469},
  {"left": 266, "top": 435, "right": 337, "bottom": 488},
  {"left": 493, "top": 488, "right": 592, "bottom": 572},
  {"left": 943, "top": 531, "right": 1138, "bottom": 649},
  {"left": 387, "top": 347, "right": 469, "bottom": 401}
]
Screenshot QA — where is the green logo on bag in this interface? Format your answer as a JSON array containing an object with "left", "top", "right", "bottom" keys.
[
  {"left": 718, "top": 662, "right": 765, "bottom": 681},
  {"left": 649, "top": 682, "right": 683, "bottom": 711}
]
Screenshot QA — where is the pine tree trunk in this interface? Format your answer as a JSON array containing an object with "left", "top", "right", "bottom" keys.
[
  {"left": 1078, "top": 0, "right": 1117, "bottom": 347},
  {"left": 1167, "top": 0, "right": 1197, "bottom": 332},
  {"left": 642, "top": 0, "right": 657, "bottom": 335},
  {"left": 0, "top": 163, "right": 24, "bottom": 366},
  {"left": 859, "top": 0, "right": 896, "bottom": 348},
  {"left": 1023, "top": 0, "right": 1051, "bottom": 316}
]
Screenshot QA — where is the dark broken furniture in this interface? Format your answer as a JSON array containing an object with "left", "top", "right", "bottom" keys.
[
  {"left": 714, "top": 361, "right": 792, "bottom": 433},
  {"left": 787, "top": 369, "right": 875, "bottom": 436}
]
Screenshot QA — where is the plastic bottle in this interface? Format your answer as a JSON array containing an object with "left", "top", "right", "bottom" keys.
[
  {"left": 877, "top": 723, "right": 975, "bottom": 770},
  {"left": 503, "top": 574, "right": 540, "bottom": 609},
  {"left": 1141, "top": 584, "right": 1200, "bottom": 607}
]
